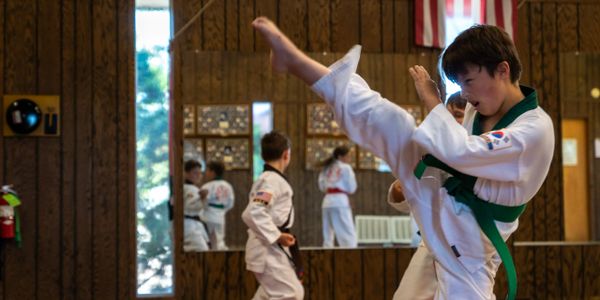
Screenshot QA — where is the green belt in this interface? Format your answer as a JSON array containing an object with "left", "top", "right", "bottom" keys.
[
  {"left": 208, "top": 203, "right": 225, "bottom": 209},
  {"left": 414, "top": 154, "right": 525, "bottom": 300}
]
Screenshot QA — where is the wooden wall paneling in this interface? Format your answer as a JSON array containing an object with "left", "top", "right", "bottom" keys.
[
  {"left": 74, "top": 0, "right": 95, "bottom": 297},
  {"left": 3, "top": 0, "right": 37, "bottom": 299},
  {"left": 362, "top": 248, "right": 385, "bottom": 300},
  {"left": 562, "top": 245, "right": 584, "bottom": 299},
  {"left": 241, "top": 265, "right": 259, "bottom": 299},
  {"left": 545, "top": 245, "right": 562, "bottom": 299},
  {"left": 182, "top": 51, "right": 195, "bottom": 104},
  {"left": 381, "top": 0, "right": 394, "bottom": 53},
  {"left": 60, "top": 0, "right": 76, "bottom": 298},
  {"left": 333, "top": 249, "right": 362, "bottom": 300},
  {"left": 117, "top": 0, "right": 135, "bottom": 298},
  {"left": 330, "top": 0, "right": 359, "bottom": 52},
  {"left": 584, "top": 245, "right": 600, "bottom": 298},
  {"left": 360, "top": 0, "right": 382, "bottom": 53},
  {"left": 180, "top": 0, "right": 203, "bottom": 51},
  {"left": 37, "top": 0, "right": 62, "bottom": 298},
  {"left": 0, "top": 0, "right": 4, "bottom": 201},
  {"left": 204, "top": 251, "right": 227, "bottom": 300},
  {"left": 195, "top": 52, "right": 210, "bottom": 104},
  {"left": 528, "top": 3, "right": 546, "bottom": 242},
  {"left": 254, "top": 0, "right": 277, "bottom": 51},
  {"left": 381, "top": 53, "right": 395, "bottom": 101},
  {"left": 383, "top": 248, "right": 398, "bottom": 299},
  {"left": 307, "top": 250, "right": 334, "bottom": 300},
  {"left": 557, "top": 4, "right": 579, "bottom": 53},
  {"left": 225, "top": 0, "right": 239, "bottom": 51},
  {"left": 92, "top": 0, "right": 120, "bottom": 297},
  {"left": 203, "top": 0, "right": 225, "bottom": 51},
  {"left": 578, "top": 4, "right": 600, "bottom": 52},
  {"left": 180, "top": 254, "right": 205, "bottom": 299},
  {"left": 238, "top": 0, "right": 255, "bottom": 51},
  {"left": 279, "top": 0, "right": 308, "bottom": 51},
  {"left": 542, "top": 3, "right": 563, "bottom": 242},
  {"left": 406, "top": 53, "right": 419, "bottom": 104},
  {"left": 513, "top": 246, "right": 535, "bottom": 299},
  {"left": 394, "top": 0, "right": 410, "bottom": 53},
  {"left": 392, "top": 54, "right": 408, "bottom": 104},
  {"left": 516, "top": 3, "right": 531, "bottom": 86},
  {"left": 307, "top": 0, "right": 330, "bottom": 52},
  {"left": 224, "top": 251, "right": 243, "bottom": 300}
]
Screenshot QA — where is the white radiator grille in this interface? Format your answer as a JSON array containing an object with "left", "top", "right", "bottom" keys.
[{"left": 355, "top": 215, "right": 413, "bottom": 245}]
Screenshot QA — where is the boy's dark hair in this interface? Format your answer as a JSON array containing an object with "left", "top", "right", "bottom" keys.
[
  {"left": 441, "top": 24, "right": 522, "bottom": 83},
  {"left": 446, "top": 91, "right": 467, "bottom": 109},
  {"left": 261, "top": 130, "right": 291, "bottom": 162},
  {"left": 207, "top": 160, "right": 225, "bottom": 177},
  {"left": 184, "top": 159, "right": 202, "bottom": 172}
]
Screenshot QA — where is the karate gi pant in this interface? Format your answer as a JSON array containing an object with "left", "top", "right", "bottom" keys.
[
  {"left": 183, "top": 219, "right": 209, "bottom": 252},
  {"left": 206, "top": 221, "right": 228, "bottom": 250},
  {"left": 251, "top": 245, "right": 304, "bottom": 300},
  {"left": 322, "top": 206, "right": 357, "bottom": 248}
]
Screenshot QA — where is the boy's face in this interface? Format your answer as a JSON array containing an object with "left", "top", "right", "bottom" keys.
[
  {"left": 204, "top": 169, "right": 215, "bottom": 181},
  {"left": 185, "top": 167, "right": 202, "bottom": 185},
  {"left": 457, "top": 63, "right": 506, "bottom": 117}
]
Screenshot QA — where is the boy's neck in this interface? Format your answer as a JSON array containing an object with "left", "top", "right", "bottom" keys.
[
  {"left": 265, "top": 161, "right": 286, "bottom": 174},
  {"left": 485, "top": 82, "right": 525, "bottom": 128}
]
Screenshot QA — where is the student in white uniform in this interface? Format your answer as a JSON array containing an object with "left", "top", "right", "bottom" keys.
[
  {"left": 252, "top": 17, "right": 554, "bottom": 300},
  {"left": 183, "top": 160, "right": 210, "bottom": 252},
  {"left": 387, "top": 92, "right": 468, "bottom": 300},
  {"left": 317, "top": 146, "right": 358, "bottom": 248},
  {"left": 242, "top": 131, "right": 304, "bottom": 300},
  {"left": 200, "top": 160, "right": 234, "bottom": 250}
]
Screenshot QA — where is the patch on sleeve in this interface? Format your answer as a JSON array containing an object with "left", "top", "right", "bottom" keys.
[
  {"left": 252, "top": 191, "right": 273, "bottom": 206},
  {"left": 481, "top": 130, "right": 512, "bottom": 151}
]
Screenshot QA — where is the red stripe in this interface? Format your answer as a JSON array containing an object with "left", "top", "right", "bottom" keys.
[
  {"left": 431, "top": 0, "right": 440, "bottom": 47},
  {"left": 446, "top": 0, "right": 454, "bottom": 17},
  {"left": 494, "top": 0, "right": 504, "bottom": 28},
  {"left": 415, "top": 0, "right": 424, "bottom": 46},
  {"left": 481, "top": 0, "right": 487, "bottom": 23},
  {"left": 511, "top": 0, "right": 517, "bottom": 41},
  {"left": 464, "top": 0, "right": 472, "bottom": 17}
]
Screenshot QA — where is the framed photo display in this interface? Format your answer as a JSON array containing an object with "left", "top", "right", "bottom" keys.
[
  {"left": 305, "top": 138, "right": 356, "bottom": 170},
  {"left": 183, "top": 105, "right": 196, "bottom": 136},
  {"left": 358, "top": 148, "right": 391, "bottom": 172},
  {"left": 183, "top": 138, "right": 204, "bottom": 164},
  {"left": 205, "top": 138, "right": 250, "bottom": 170},
  {"left": 306, "top": 103, "right": 344, "bottom": 136},
  {"left": 197, "top": 104, "right": 250, "bottom": 136}
]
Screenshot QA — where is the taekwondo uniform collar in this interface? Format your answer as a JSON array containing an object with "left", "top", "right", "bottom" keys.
[
  {"left": 263, "top": 164, "right": 289, "bottom": 183},
  {"left": 472, "top": 85, "right": 538, "bottom": 135}
]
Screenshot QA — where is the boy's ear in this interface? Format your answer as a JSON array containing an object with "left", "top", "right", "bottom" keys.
[{"left": 495, "top": 61, "right": 511, "bottom": 80}]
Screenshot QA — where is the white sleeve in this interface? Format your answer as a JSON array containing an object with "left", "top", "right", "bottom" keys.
[
  {"left": 224, "top": 183, "right": 234, "bottom": 212},
  {"left": 311, "top": 46, "right": 422, "bottom": 181},
  {"left": 241, "top": 183, "right": 280, "bottom": 244},
  {"left": 342, "top": 165, "right": 357, "bottom": 194},
  {"left": 386, "top": 182, "right": 410, "bottom": 213},
  {"left": 317, "top": 170, "right": 328, "bottom": 192},
  {"left": 412, "top": 104, "right": 553, "bottom": 182}
]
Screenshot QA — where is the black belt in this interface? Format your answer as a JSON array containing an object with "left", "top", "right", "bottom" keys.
[{"left": 277, "top": 227, "right": 304, "bottom": 281}]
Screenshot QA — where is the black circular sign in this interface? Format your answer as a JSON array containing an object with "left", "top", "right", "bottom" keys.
[{"left": 6, "top": 98, "right": 42, "bottom": 135}]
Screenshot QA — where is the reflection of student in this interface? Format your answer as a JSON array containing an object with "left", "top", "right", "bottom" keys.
[
  {"left": 183, "top": 160, "right": 210, "bottom": 252},
  {"left": 200, "top": 161, "right": 234, "bottom": 250},
  {"left": 242, "top": 131, "right": 303, "bottom": 300},
  {"left": 317, "top": 146, "right": 358, "bottom": 248}
]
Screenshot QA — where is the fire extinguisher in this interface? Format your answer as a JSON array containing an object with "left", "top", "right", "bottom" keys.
[{"left": 0, "top": 185, "right": 21, "bottom": 247}]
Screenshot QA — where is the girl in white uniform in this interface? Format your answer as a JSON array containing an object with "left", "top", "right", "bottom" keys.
[
  {"left": 252, "top": 18, "right": 555, "bottom": 300},
  {"left": 242, "top": 131, "right": 304, "bottom": 300},
  {"left": 317, "top": 146, "right": 358, "bottom": 247},
  {"left": 183, "top": 160, "right": 210, "bottom": 252},
  {"left": 200, "top": 161, "right": 234, "bottom": 250}
]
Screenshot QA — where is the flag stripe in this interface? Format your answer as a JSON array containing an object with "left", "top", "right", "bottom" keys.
[
  {"left": 494, "top": 0, "right": 505, "bottom": 28},
  {"left": 415, "top": 0, "right": 425, "bottom": 46},
  {"left": 431, "top": 0, "right": 440, "bottom": 47}
]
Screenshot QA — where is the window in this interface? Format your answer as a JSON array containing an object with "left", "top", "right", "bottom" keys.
[
  {"left": 135, "top": 1, "right": 172, "bottom": 296},
  {"left": 252, "top": 102, "right": 273, "bottom": 180}
]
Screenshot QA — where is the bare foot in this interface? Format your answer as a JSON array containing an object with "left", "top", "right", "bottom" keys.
[
  {"left": 252, "top": 17, "right": 302, "bottom": 74},
  {"left": 408, "top": 65, "right": 442, "bottom": 110}
]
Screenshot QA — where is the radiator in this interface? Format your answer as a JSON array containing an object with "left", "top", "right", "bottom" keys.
[{"left": 355, "top": 215, "right": 413, "bottom": 245}]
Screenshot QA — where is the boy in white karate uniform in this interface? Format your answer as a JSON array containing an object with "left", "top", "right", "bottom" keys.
[
  {"left": 183, "top": 160, "right": 210, "bottom": 252},
  {"left": 252, "top": 17, "right": 554, "bottom": 300},
  {"left": 317, "top": 145, "right": 358, "bottom": 248},
  {"left": 200, "top": 160, "right": 234, "bottom": 250},
  {"left": 242, "top": 131, "right": 304, "bottom": 300}
]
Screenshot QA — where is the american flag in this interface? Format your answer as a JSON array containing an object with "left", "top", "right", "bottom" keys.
[{"left": 415, "top": 0, "right": 517, "bottom": 48}]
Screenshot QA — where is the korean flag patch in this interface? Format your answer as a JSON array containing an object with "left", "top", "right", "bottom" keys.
[{"left": 481, "top": 130, "right": 512, "bottom": 151}]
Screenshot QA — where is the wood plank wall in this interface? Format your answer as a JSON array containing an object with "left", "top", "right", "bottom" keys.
[
  {"left": 0, "top": 0, "right": 136, "bottom": 299},
  {"left": 179, "top": 243, "right": 600, "bottom": 299}
]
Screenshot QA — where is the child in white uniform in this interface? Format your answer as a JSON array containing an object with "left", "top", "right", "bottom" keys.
[
  {"left": 183, "top": 160, "right": 210, "bottom": 252},
  {"left": 317, "top": 146, "right": 358, "bottom": 247},
  {"left": 252, "top": 17, "right": 554, "bottom": 300},
  {"left": 200, "top": 161, "right": 234, "bottom": 250},
  {"left": 242, "top": 131, "right": 304, "bottom": 300}
]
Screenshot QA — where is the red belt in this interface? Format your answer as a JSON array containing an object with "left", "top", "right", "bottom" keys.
[{"left": 326, "top": 188, "right": 346, "bottom": 194}]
